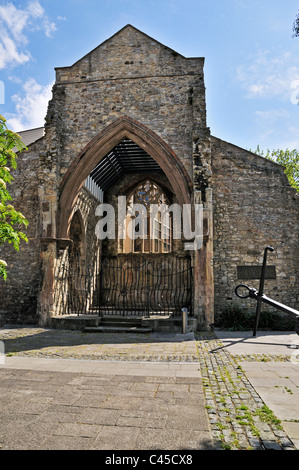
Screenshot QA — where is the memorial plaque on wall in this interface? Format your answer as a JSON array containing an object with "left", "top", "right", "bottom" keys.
[{"left": 237, "top": 266, "right": 276, "bottom": 280}]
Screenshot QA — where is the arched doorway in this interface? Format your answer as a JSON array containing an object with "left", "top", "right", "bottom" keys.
[
  {"left": 57, "top": 116, "right": 192, "bottom": 242},
  {"left": 52, "top": 118, "right": 194, "bottom": 319}
]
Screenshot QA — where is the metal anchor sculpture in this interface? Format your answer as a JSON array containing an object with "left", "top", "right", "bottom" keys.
[{"left": 235, "top": 246, "right": 299, "bottom": 336}]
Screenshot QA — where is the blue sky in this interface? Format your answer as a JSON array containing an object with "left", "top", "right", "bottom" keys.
[{"left": 0, "top": 0, "right": 298, "bottom": 152}]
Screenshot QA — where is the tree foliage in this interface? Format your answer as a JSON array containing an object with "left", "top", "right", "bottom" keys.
[
  {"left": 293, "top": 10, "right": 299, "bottom": 37},
  {"left": 253, "top": 146, "right": 299, "bottom": 192},
  {"left": 0, "top": 114, "right": 28, "bottom": 280}
]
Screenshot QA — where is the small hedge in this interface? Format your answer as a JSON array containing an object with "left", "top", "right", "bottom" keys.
[{"left": 215, "top": 304, "right": 296, "bottom": 331}]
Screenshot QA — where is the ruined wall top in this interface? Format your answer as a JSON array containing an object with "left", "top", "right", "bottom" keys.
[
  {"left": 55, "top": 25, "right": 204, "bottom": 83},
  {"left": 44, "top": 24, "right": 208, "bottom": 186}
]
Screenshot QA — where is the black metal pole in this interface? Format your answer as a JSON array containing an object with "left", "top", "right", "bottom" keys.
[{"left": 253, "top": 246, "right": 274, "bottom": 336}]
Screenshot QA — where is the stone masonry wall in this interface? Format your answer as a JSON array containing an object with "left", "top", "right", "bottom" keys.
[
  {"left": 46, "top": 26, "right": 206, "bottom": 185},
  {"left": 40, "top": 25, "right": 210, "bottom": 325},
  {"left": 211, "top": 137, "right": 299, "bottom": 320},
  {"left": 1, "top": 26, "right": 208, "bottom": 325}
]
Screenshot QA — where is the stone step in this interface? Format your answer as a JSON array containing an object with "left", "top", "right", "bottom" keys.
[
  {"left": 84, "top": 326, "right": 152, "bottom": 333},
  {"left": 84, "top": 316, "right": 152, "bottom": 333},
  {"left": 50, "top": 314, "right": 197, "bottom": 333},
  {"left": 100, "top": 317, "right": 142, "bottom": 326}
]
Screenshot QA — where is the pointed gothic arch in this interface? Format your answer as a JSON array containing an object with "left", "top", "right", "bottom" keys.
[{"left": 57, "top": 116, "right": 192, "bottom": 242}]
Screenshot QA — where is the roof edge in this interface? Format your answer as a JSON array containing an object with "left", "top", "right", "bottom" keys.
[{"left": 211, "top": 135, "right": 284, "bottom": 170}]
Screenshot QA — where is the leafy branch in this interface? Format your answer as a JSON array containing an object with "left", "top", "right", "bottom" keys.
[
  {"left": 0, "top": 114, "right": 29, "bottom": 280},
  {"left": 293, "top": 10, "right": 299, "bottom": 37},
  {"left": 252, "top": 146, "right": 299, "bottom": 193}
]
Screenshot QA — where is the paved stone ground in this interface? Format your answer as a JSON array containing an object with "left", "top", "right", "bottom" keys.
[
  {"left": 0, "top": 326, "right": 298, "bottom": 450},
  {"left": 0, "top": 361, "right": 212, "bottom": 450},
  {"left": 0, "top": 327, "right": 198, "bottom": 362},
  {"left": 196, "top": 332, "right": 297, "bottom": 450},
  {"left": 214, "top": 330, "right": 299, "bottom": 450}
]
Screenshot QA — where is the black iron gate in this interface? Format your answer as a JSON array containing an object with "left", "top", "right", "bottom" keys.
[
  {"left": 99, "top": 255, "right": 193, "bottom": 317},
  {"left": 54, "top": 254, "right": 192, "bottom": 317}
]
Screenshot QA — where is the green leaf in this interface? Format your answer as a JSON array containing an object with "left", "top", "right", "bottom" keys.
[
  {"left": 251, "top": 146, "right": 299, "bottom": 192},
  {"left": 0, "top": 114, "right": 28, "bottom": 280}
]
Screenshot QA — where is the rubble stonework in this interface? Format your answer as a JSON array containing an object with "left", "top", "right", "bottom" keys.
[
  {"left": 0, "top": 25, "right": 298, "bottom": 329},
  {"left": 211, "top": 137, "right": 299, "bottom": 316}
]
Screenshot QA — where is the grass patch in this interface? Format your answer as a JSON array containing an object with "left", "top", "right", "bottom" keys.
[{"left": 255, "top": 405, "right": 283, "bottom": 429}]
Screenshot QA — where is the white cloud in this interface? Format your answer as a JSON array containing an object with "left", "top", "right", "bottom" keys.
[
  {"left": 0, "top": 34, "right": 31, "bottom": 69},
  {"left": 236, "top": 48, "right": 299, "bottom": 101},
  {"left": 0, "top": 1, "right": 56, "bottom": 69},
  {"left": 255, "top": 109, "right": 290, "bottom": 122},
  {"left": 28, "top": 0, "right": 44, "bottom": 18},
  {"left": 7, "top": 78, "right": 53, "bottom": 131},
  {"left": 253, "top": 107, "right": 299, "bottom": 150}
]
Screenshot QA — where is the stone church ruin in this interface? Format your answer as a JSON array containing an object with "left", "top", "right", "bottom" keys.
[{"left": 1, "top": 25, "right": 298, "bottom": 332}]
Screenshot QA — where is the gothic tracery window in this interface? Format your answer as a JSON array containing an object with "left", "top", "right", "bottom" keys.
[{"left": 119, "top": 180, "right": 172, "bottom": 253}]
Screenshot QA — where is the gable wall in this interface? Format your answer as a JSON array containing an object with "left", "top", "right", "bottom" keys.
[
  {"left": 46, "top": 26, "right": 206, "bottom": 184},
  {"left": 1, "top": 27, "right": 209, "bottom": 325}
]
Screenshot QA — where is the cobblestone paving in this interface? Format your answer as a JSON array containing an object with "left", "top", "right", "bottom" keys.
[
  {"left": 0, "top": 327, "right": 198, "bottom": 362},
  {"left": 0, "top": 326, "right": 296, "bottom": 450},
  {"left": 195, "top": 332, "right": 296, "bottom": 450}
]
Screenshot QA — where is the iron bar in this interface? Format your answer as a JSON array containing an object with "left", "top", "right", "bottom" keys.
[
  {"left": 235, "top": 247, "right": 299, "bottom": 336},
  {"left": 99, "top": 255, "right": 192, "bottom": 317},
  {"left": 55, "top": 253, "right": 192, "bottom": 317},
  {"left": 253, "top": 246, "right": 274, "bottom": 336}
]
